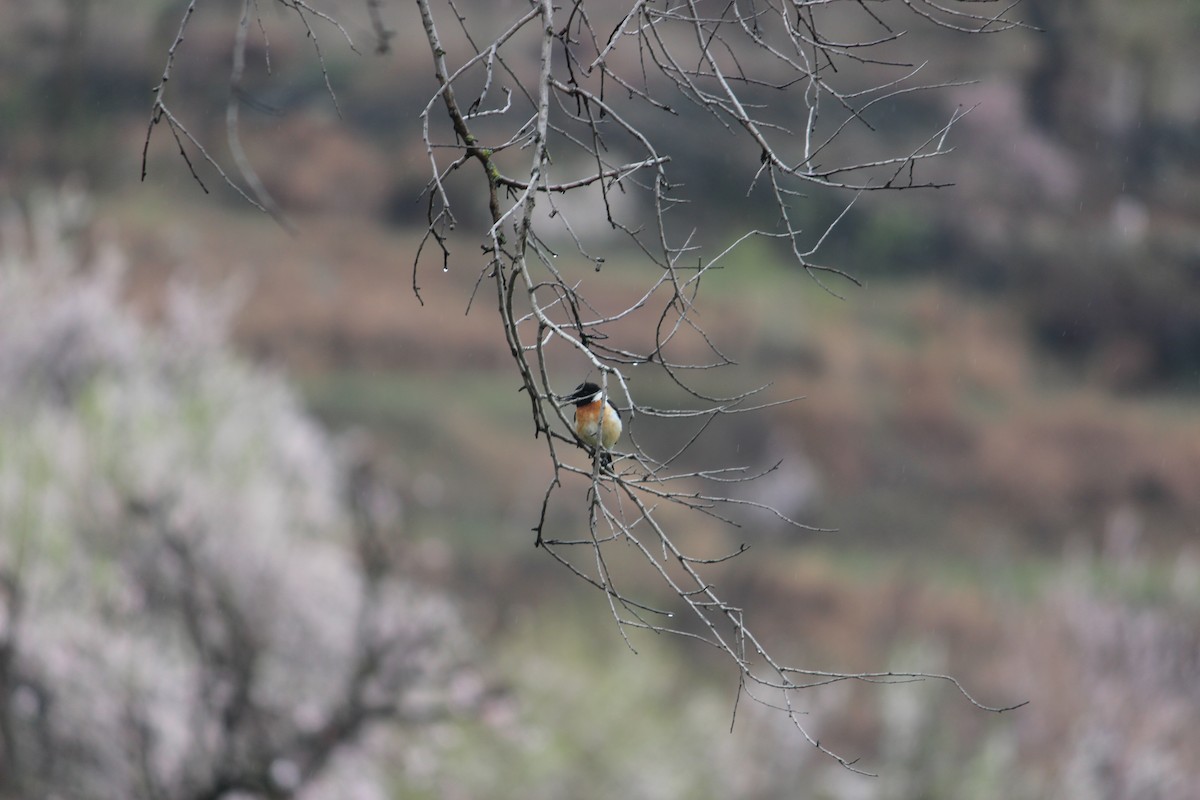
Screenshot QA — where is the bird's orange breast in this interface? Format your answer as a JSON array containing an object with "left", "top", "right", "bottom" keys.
[{"left": 574, "top": 399, "right": 621, "bottom": 449}]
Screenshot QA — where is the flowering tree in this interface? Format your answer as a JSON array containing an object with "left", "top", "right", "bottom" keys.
[{"left": 0, "top": 196, "right": 469, "bottom": 798}]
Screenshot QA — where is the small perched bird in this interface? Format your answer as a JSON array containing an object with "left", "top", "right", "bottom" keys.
[{"left": 563, "top": 381, "right": 622, "bottom": 467}]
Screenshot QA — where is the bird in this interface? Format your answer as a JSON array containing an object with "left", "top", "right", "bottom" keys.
[{"left": 562, "top": 381, "right": 622, "bottom": 468}]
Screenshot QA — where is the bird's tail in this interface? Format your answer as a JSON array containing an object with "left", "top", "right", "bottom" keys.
[{"left": 599, "top": 450, "right": 612, "bottom": 470}]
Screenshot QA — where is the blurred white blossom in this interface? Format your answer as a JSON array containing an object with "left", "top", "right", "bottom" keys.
[{"left": 0, "top": 194, "right": 467, "bottom": 799}]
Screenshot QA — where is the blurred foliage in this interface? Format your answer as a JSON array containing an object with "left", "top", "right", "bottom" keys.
[
  {"left": 371, "top": 541, "right": 1200, "bottom": 800},
  {"left": 2, "top": 0, "right": 1197, "bottom": 384},
  {"left": 0, "top": 193, "right": 469, "bottom": 799}
]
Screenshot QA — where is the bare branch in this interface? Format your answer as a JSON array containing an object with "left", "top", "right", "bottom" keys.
[{"left": 144, "top": 0, "right": 1030, "bottom": 774}]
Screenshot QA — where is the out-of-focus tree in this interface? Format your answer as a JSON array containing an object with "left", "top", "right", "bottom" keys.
[
  {"left": 961, "top": 0, "right": 1200, "bottom": 386},
  {"left": 0, "top": 192, "right": 473, "bottom": 799}
]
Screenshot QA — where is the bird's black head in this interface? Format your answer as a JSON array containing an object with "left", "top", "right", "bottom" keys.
[{"left": 564, "top": 381, "right": 601, "bottom": 406}]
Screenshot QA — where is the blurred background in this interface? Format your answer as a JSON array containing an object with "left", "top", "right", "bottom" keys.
[{"left": 1, "top": 1, "right": 1199, "bottom": 798}]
